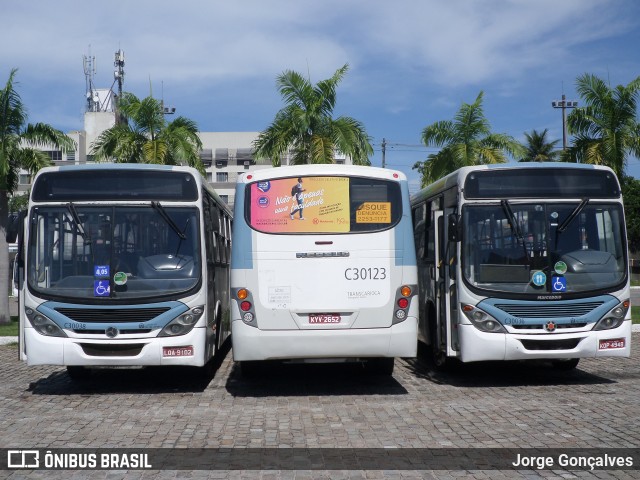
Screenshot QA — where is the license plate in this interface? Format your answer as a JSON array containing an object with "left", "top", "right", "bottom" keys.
[
  {"left": 309, "top": 314, "right": 341, "bottom": 324},
  {"left": 599, "top": 338, "right": 626, "bottom": 350},
  {"left": 163, "top": 346, "right": 194, "bottom": 357}
]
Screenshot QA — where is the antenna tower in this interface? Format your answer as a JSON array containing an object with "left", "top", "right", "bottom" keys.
[{"left": 83, "top": 48, "right": 100, "bottom": 112}]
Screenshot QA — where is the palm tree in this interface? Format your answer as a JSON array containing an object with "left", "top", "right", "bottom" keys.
[
  {"left": 566, "top": 73, "right": 640, "bottom": 178},
  {"left": 0, "top": 68, "right": 75, "bottom": 324},
  {"left": 91, "top": 92, "right": 204, "bottom": 173},
  {"left": 413, "top": 92, "right": 524, "bottom": 186},
  {"left": 253, "top": 64, "right": 373, "bottom": 166},
  {"left": 520, "top": 128, "right": 560, "bottom": 162}
]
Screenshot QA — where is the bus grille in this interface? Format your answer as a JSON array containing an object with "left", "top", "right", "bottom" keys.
[
  {"left": 511, "top": 323, "right": 588, "bottom": 330},
  {"left": 79, "top": 343, "right": 145, "bottom": 357},
  {"left": 519, "top": 338, "right": 583, "bottom": 351},
  {"left": 55, "top": 307, "right": 171, "bottom": 323},
  {"left": 494, "top": 302, "right": 604, "bottom": 319},
  {"left": 73, "top": 329, "right": 153, "bottom": 335}
]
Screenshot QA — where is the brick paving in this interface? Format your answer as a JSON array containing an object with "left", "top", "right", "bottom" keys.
[{"left": 0, "top": 334, "right": 639, "bottom": 479}]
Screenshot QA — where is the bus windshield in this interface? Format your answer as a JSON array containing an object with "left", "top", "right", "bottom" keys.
[
  {"left": 246, "top": 176, "right": 402, "bottom": 234},
  {"left": 462, "top": 202, "right": 626, "bottom": 295},
  {"left": 27, "top": 205, "right": 201, "bottom": 301}
]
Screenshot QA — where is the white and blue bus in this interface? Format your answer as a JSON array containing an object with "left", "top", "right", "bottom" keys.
[
  {"left": 411, "top": 163, "right": 631, "bottom": 369},
  {"left": 9, "top": 164, "right": 232, "bottom": 378},
  {"left": 230, "top": 165, "right": 418, "bottom": 375}
]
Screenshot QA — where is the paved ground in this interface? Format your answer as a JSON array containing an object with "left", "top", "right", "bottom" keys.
[{"left": 1, "top": 334, "right": 639, "bottom": 479}]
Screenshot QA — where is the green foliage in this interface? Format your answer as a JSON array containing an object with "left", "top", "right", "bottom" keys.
[
  {"left": 253, "top": 64, "right": 373, "bottom": 166},
  {"left": 622, "top": 175, "right": 640, "bottom": 253},
  {"left": 1, "top": 69, "right": 75, "bottom": 191},
  {"left": 91, "top": 92, "right": 204, "bottom": 173},
  {"left": 413, "top": 92, "right": 524, "bottom": 186},
  {"left": 519, "top": 129, "right": 560, "bottom": 162},
  {"left": 8, "top": 191, "right": 28, "bottom": 213},
  {"left": 0, "top": 317, "right": 18, "bottom": 336},
  {"left": 566, "top": 73, "right": 640, "bottom": 178}
]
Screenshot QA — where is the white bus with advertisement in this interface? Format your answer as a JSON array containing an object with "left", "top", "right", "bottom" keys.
[{"left": 230, "top": 165, "right": 418, "bottom": 376}]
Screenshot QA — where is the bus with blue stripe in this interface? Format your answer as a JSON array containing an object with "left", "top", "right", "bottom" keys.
[
  {"left": 230, "top": 165, "right": 418, "bottom": 376},
  {"left": 10, "top": 164, "right": 232, "bottom": 378},
  {"left": 411, "top": 163, "right": 631, "bottom": 369}
]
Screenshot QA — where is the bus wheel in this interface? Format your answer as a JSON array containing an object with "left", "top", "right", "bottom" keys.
[
  {"left": 365, "top": 357, "right": 395, "bottom": 376},
  {"left": 551, "top": 358, "right": 580, "bottom": 370},
  {"left": 66, "top": 366, "right": 91, "bottom": 380}
]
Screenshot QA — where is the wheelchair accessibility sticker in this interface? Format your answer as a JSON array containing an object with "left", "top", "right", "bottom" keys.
[
  {"left": 552, "top": 276, "right": 567, "bottom": 292},
  {"left": 94, "top": 280, "right": 110, "bottom": 297}
]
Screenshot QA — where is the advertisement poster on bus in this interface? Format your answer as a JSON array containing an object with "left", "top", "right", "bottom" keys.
[{"left": 250, "top": 176, "right": 350, "bottom": 233}]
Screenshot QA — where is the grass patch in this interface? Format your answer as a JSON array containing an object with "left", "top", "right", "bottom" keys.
[
  {"left": 633, "top": 306, "right": 640, "bottom": 325},
  {"left": 0, "top": 316, "right": 19, "bottom": 337}
]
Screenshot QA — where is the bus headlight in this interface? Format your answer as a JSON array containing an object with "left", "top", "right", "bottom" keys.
[
  {"left": 158, "top": 306, "right": 204, "bottom": 337},
  {"left": 462, "top": 304, "right": 506, "bottom": 333},
  {"left": 594, "top": 299, "right": 629, "bottom": 331},
  {"left": 25, "top": 308, "right": 67, "bottom": 337}
]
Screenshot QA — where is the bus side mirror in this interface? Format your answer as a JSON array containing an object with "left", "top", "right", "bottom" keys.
[
  {"left": 6, "top": 212, "right": 24, "bottom": 243},
  {"left": 448, "top": 213, "right": 461, "bottom": 242}
]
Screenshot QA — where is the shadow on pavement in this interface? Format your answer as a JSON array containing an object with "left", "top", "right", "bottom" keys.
[
  {"left": 27, "top": 340, "right": 231, "bottom": 395},
  {"left": 402, "top": 342, "right": 616, "bottom": 388},
  {"left": 225, "top": 361, "right": 408, "bottom": 397}
]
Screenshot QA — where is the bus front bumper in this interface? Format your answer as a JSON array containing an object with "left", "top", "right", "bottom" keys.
[
  {"left": 231, "top": 318, "right": 417, "bottom": 361},
  {"left": 458, "top": 321, "right": 631, "bottom": 363},
  {"left": 23, "top": 327, "right": 208, "bottom": 367}
]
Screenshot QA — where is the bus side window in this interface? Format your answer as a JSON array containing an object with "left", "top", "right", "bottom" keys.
[
  {"left": 413, "top": 204, "right": 426, "bottom": 260},
  {"left": 425, "top": 202, "right": 435, "bottom": 264},
  {"left": 203, "top": 195, "right": 216, "bottom": 261},
  {"left": 210, "top": 207, "right": 221, "bottom": 264}
]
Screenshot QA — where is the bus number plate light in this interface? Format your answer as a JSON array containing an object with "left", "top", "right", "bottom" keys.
[
  {"left": 163, "top": 346, "right": 194, "bottom": 357},
  {"left": 309, "top": 314, "right": 341, "bottom": 324},
  {"left": 598, "top": 338, "right": 625, "bottom": 350}
]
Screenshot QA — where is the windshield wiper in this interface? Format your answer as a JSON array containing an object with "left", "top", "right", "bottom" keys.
[
  {"left": 557, "top": 198, "right": 589, "bottom": 233},
  {"left": 500, "top": 200, "right": 530, "bottom": 263},
  {"left": 151, "top": 201, "right": 187, "bottom": 240},
  {"left": 500, "top": 200, "right": 524, "bottom": 242},
  {"left": 66, "top": 202, "right": 91, "bottom": 245}
]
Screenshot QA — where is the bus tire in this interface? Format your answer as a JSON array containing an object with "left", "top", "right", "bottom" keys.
[
  {"left": 365, "top": 357, "right": 395, "bottom": 376},
  {"left": 551, "top": 358, "right": 580, "bottom": 370},
  {"left": 66, "top": 366, "right": 91, "bottom": 380}
]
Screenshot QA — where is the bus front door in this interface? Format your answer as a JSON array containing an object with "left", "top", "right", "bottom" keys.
[{"left": 433, "top": 208, "right": 459, "bottom": 366}]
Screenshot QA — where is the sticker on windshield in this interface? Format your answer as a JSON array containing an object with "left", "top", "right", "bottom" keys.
[
  {"left": 356, "top": 202, "right": 391, "bottom": 224},
  {"left": 552, "top": 276, "right": 567, "bottom": 292},
  {"left": 114, "top": 271, "right": 128, "bottom": 286},
  {"left": 531, "top": 271, "right": 546, "bottom": 287},
  {"left": 554, "top": 261, "right": 567, "bottom": 275},
  {"left": 94, "top": 265, "right": 110, "bottom": 278},
  {"left": 94, "top": 280, "right": 110, "bottom": 297}
]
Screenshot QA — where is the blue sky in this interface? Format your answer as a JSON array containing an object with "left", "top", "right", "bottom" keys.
[{"left": 2, "top": 0, "right": 639, "bottom": 193}]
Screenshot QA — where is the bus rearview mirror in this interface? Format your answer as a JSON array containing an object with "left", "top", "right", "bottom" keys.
[{"left": 448, "top": 213, "right": 461, "bottom": 242}]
